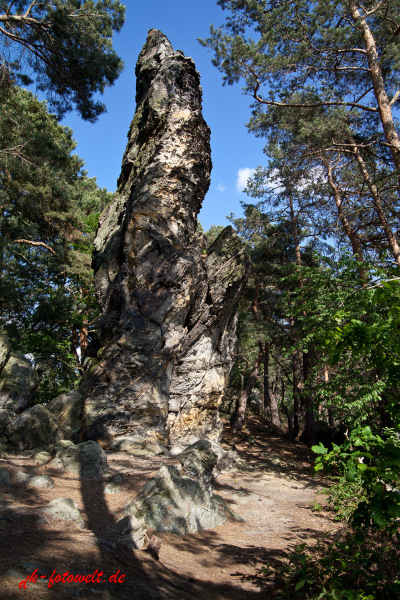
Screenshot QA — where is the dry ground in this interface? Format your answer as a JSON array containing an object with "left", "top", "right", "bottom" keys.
[{"left": 0, "top": 419, "right": 338, "bottom": 600}]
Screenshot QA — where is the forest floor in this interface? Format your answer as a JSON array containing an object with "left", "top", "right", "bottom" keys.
[{"left": 0, "top": 418, "right": 339, "bottom": 600}]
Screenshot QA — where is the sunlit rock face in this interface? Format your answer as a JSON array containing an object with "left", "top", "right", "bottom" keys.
[{"left": 80, "top": 30, "right": 249, "bottom": 449}]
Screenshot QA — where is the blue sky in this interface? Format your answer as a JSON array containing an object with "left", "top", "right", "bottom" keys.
[{"left": 60, "top": 0, "right": 265, "bottom": 230}]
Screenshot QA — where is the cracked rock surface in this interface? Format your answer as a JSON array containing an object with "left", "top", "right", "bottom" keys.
[{"left": 80, "top": 30, "right": 249, "bottom": 449}]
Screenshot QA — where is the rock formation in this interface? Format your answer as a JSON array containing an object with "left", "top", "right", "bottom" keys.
[
  {"left": 116, "top": 440, "right": 241, "bottom": 547},
  {"left": 80, "top": 30, "right": 249, "bottom": 450},
  {"left": 0, "top": 333, "right": 38, "bottom": 414}
]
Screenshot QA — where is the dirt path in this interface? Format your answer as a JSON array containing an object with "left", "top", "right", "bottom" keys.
[{"left": 0, "top": 420, "right": 336, "bottom": 599}]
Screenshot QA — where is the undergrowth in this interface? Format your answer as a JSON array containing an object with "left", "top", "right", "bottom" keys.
[{"left": 262, "top": 530, "right": 400, "bottom": 600}]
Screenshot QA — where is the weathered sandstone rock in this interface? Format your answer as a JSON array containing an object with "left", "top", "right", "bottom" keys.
[
  {"left": 109, "top": 434, "right": 169, "bottom": 457},
  {"left": 80, "top": 30, "right": 249, "bottom": 450},
  {"left": 0, "top": 351, "right": 38, "bottom": 414},
  {"left": 39, "top": 498, "right": 84, "bottom": 528},
  {"left": 0, "top": 334, "right": 11, "bottom": 375},
  {"left": 16, "top": 471, "right": 55, "bottom": 489},
  {"left": 46, "top": 390, "right": 83, "bottom": 442},
  {"left": 116, "top": 440, "right": 240, "bottom": 546},
  {"left": 6, "top": 404, "right": 57, "bottom": 451},
  {"left": 52, "top": 440, "right": 107, "bottom": 477},
  {"left": 167, "top": 227, "right": 249, "bottom": 453}
]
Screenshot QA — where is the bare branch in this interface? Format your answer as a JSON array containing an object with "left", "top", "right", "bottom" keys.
[
  {"left": 389, "top": 89, "right": 400, "bottom": 107},
  {"left": 14, "top": 239, "right": 57, "bottom": 256}
]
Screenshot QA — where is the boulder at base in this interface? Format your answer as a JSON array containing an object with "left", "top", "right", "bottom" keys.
[
  {"left": 0, "top": 352, "right": 38, "bottom": 414},
  {"left": 39, "top": 498, "right": 84, "bottom": 528},
  {"left": 116, "top": 440, "right": 241, "bottom": 547},
  {"left": 0, "top": 334, "right": 11, "bottom": 375},
  {"left": 110, "top": 434, "right": 169, "bottom": 457},
  {"left": 52, "top": 441, "right": 107, "bottom": 477},
  {"left": 6, "top": 404, "right": 58, "bottom": 451}
]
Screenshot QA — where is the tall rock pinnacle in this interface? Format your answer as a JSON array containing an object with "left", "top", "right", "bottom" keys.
[{"left": 81, "top": 31, "right": 249, "bottom": 450}]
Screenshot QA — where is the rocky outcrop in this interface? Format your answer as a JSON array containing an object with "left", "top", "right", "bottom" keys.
[
  {"left": 116, "top": 440, "right": 240, "bottom": 547},
  {"left": 0, "top": 334, "right": 11, "bottom": 375},
  {"left": 167, "top": 227, "right": 249, "bottom": 454},
  {"left": 80, "top": 29, "right": 249, "bottom": 450},
  {"left": 51, "top": 440, "right": 107, "bottom": 477},
  {"left": 0, "top": 343, "right": 38, "bottom": 414},
  {"left": 5, "top": 404, "right": 57, "bottom": 451},
  {"left": 46, "top": 390, "right": 83, "bottom": 442}
]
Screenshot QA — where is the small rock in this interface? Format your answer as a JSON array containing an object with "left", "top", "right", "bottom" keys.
[
  {"left": 19, "top": 561, "right": 48, "bottom": 576},
  {"left": 52, "top": 441, "right": 107, "bottom": 478},
  {"left": 32, "top": 451, "right": 52, "bottom": 465},
  {"left": 7, "top": 569, "right": 27, "bottom": 579},
  {"left": 0, "top": 466, "right": 11, "bottom": 485},
  {"left": 107, "top": 473, "right": 124, "bottom": 484},
  {"left": 29, "top": 475, "right": 55, "bottom": 489},
  {"left": 104, "top": 482, "right": 121, "bottom": 494},
  {"left": 15, "top": 470, "right": 31, "bottom": 484},
  {"left": 110, "top": 435, "right": 169, "bottom": 457},
  {"left": 115, "top": 514, "right": 149, "bottom": 549},
  {"left": 39, "top": 498, "right": 84, "bottom": 528}
]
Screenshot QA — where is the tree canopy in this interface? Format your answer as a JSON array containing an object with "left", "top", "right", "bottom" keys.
[
  {"left": 0, "top": 86, "right": 112, "bottom": 400},
  {"left": 0, "top": 0, "right": 125, "bottom": 121}
]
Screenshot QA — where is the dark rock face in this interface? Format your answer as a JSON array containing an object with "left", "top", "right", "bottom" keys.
[
  {"left": 46, "top": 390, "right": 83, "bottom": 442},
  {"left": 80, "top": 30, "right": 249, "bottom": 448}
]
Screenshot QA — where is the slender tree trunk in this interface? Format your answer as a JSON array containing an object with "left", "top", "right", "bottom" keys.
[
  {"left": 281, "top": 379, "right": 293, "bottom": 437},
  {"left": 289, "top": 195, "right": 302, "bottom": 269},
  {"left": 324, "top": 365, "right": 335, "bottom": 428},
  {"left": 301, "top": 350, "right": 315, "bottom": 446},
  {"left": 232, "top": 342, "right": 265, "bottom": 435},
  {"left": 263, "top": 344, "right": 271, "bottom": 422},
  {"left": 269, "top": 375, "right": 282, "bottom": 428},
  {"left": 324, "top": 160, "right": 367, "bottom": 280},
  {"left": 351, "top": 141, "right": 400, "bottom": 265},
  {"left": 79, "top": 320, "right": 89, "bottom": 359},
  {"left": 349, "top": 4, "right": 400, "bottom": 178},
  {"left": 264, "top": 344, "right": 281, "bottom": 427},
  {"left": 291, "top": 348, "right": 302, "bottom": 440}
]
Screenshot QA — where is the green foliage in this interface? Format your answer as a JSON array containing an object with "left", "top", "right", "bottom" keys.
[
  {"left": 314, "top": 426, "right": 400, "bottom": 532},
  {"left": 268, "top": 532, "right": 400, "bottom": 600},
  {"left": 320, "top": 479, "right": 365, "bottom": 522},
  {"left": 0, "top": 86, "right": 112, "bottom": 401},
  {"left": 204, "top": 224, "right": 225, "bottom": 247},
  {"left": 0, "top": 0, "right": 125, "bottom": 120}
]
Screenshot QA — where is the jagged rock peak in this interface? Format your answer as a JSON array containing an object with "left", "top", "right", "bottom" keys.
[
  {"left": 80, "top": 29, "right": 213, "bottom": 443},
  {"left": 135, "top": 29, "right": 174, "bottom": 103}
]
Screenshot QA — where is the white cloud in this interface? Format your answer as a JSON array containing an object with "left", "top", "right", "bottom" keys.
[
  {"left": 236, "top": 167, "right": 256, "bottom": 193},
  {"left": 216, "top": 182, "right": 226, "bottom": 192}
]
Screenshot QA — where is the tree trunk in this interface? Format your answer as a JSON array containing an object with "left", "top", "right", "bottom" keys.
[
  {"left": 324, "top": 365, "right": 335, "bottom": 428},
  {"left": 263, "top": 344, "right": 271, "bottom": 422},
  {"left": 232, "top": 342, "right": 265, "bottom": 435},
  {"left": 269, "top": 376, "right": 282, "bottom": 428},
  {"left": 349, "top": 4, "right": 400, "bottom": 179},
  {"left": 264, "top": 345, "right": 281, "bottom": 427},
  {"left": 301, "top": 350, "right": 315, "bottom": 447},
  {"left": 324, "top": 159, "right": 367, "bottom": 281},
  {"left": 291, "top": 348, "right": 302, "bottom": 440},
  {"left": 351, "top": 141, "right": 400, "bottom": 266}
]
